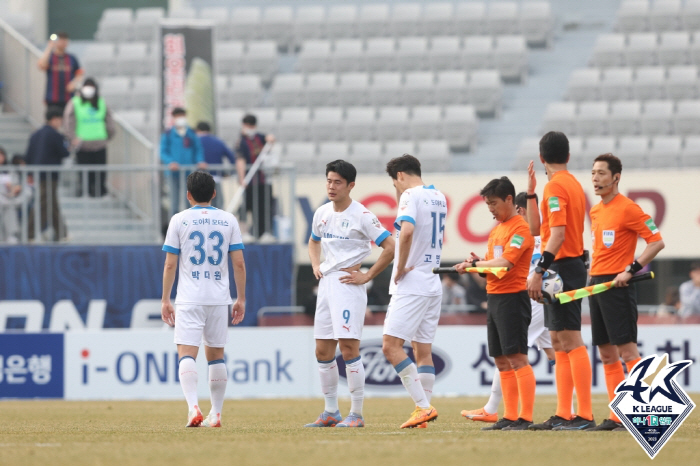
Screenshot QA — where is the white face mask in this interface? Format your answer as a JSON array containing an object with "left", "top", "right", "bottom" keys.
[
  {"left": 243, "top": 127, "right": 256, "bottom": 137},
  {"left": 81, "top": 86, "right": 96, "bottom": 99},
  {"left": 174, "top": 116, "right": 188, "bottom": 128}
]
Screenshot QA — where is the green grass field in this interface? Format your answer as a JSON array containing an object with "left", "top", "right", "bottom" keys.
[{"left": 2, "top": 395, "right": 698, "bottom": 466}]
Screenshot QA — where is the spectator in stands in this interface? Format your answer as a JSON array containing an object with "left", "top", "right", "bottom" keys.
[
  {"left": 656, "top": 286, "right": 681, "bottom": 317},
  {"left": 64, "top": 78, "right": 115, "bottom": 197},
  {"left": 25, "top": 107, "right": 70, "bottom": 241},
  {"left": 195, "top": 121, "right": 236, "bottom": 209},
  {"left": 160, "top": 107, "right": 205, "bottom": 218},
  {"left": 0, "top": 146, "right": 21, "bottom": 243},
  {"left": 37, "top": 32, "right": 83, "bottom": 113},
  {"left": 679, "top": 262, "right": 700, "bottom": 316},
  {"left": 465, "top": 273, "right": 488, "bottom": 313},
  {"left": 235, "top": 114, "right": 275, "bottom": 241},
  {"left": 441, "top": 274, "right": 467, "bottom": 308}
]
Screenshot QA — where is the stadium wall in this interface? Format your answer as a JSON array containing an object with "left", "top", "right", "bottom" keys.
[{"left": 1, "top": 326, "right": 697, "bottom": 400}]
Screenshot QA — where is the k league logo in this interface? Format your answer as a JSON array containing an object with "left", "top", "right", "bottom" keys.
[{"left": 610, "top": 354, "right": 695, "bottom": 459}]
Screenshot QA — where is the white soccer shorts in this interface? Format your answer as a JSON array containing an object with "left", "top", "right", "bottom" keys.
[
  {"left": 528, "top": 299, "right": 553, "bottom": 350},
  {"left": 174, "top": 304, "right": 229, "bottom": 348},
  {"left": 314, "top": 271, "right": 367, "bottom": 340},
  {"left": 383, "top": 294, "right": 442, "bottom": 344}
]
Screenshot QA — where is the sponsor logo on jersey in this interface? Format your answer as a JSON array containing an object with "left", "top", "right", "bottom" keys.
[
  {"left": 510, "top": 234, "right": 524, "bottom": 249},
  {"left": 548, "top": 197, "right": 560, "bottom": 212},
  {"left": 603, "top": 230, "right": 615, "bottom": 248},
  {"left": 645, "top": 218, "right": 659, "bottom": 235},
  {"left": 336, "top": 339, "right": 450, "bottom": 387},
  {"left": 610, "top": 354, "right": 695, "bottom": 459}
]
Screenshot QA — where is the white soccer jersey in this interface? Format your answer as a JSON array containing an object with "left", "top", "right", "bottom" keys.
[
  {"left": 163, "top": 206, "right": 244, "bottom": 305},
  {"left": 311, "top": 200, "right": 391, "bottom": 275},
  {"left": 389, "top": 185, "right": 447, "bottom": 297}
]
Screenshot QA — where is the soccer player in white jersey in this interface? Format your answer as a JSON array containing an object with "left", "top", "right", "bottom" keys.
[
  {"left": 305, "top": 160, "right": 395, "bottom": 428},
  {"left": 161, "top": 171, "right": 246, "bottom": 428},
  {"left": 462, "top": 192, "right": 555, "bottom": 423},
  {"left": 382, "top": 154, "right": 446, "bottom": 429}
]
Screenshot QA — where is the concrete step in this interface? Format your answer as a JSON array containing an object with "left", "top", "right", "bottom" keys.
[
  {"left": 63, "top": 218, "right": 154, "bottom": 230},
  {"left": 67, "top": 231, "right": 157, "bottom": 244}
]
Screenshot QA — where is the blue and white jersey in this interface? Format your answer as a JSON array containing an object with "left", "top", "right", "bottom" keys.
[
  {"left": 163, "top": 206, "right": 244, "bottom": 305},
  {"left": 390, "top": 185, "right": 447, "bottom": 297},
  {"left": 311, "top": 200, "right": 391, "bottom": 275},
  {"left": 529, "top": 236, "right": 542, "bottom": 277}
]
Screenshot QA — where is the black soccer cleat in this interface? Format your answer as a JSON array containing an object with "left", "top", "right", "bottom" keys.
[
  {"left": 552, "top": 415, "right": 596, "bottom": 431},
  {"left": 585, "top": 419, "right": 623, "bottom": 431},
  {"left": 501, "top": 418, "right": 533, "bottom": 431},
  {"left": 481, "top": 418, "right": 516, "bottom": 431},
  {"left": 528, "top": 415, "right": 571, "bottom": 431}
]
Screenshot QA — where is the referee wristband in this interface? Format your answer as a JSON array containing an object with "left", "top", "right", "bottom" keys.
[
  {"left": 538, "top": 251, "right": 555, "bottom": 271},
  {"left": 628, "top": 260, "right": 643, "bottom": 275}
]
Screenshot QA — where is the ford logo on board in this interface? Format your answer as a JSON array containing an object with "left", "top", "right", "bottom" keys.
[{"left": 336, "top": 339, "right": 450, "bottom": 387}]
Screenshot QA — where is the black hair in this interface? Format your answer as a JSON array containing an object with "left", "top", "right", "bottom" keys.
[
  {"left": 171, "top": 107, "right": 186, "bottom": 116},
  {"left": 46, "top": 106, "right": 63, "bottom": 121},
  {"left": 325, "top": 159, "right": 356, "bottom": 184},
  {"left": 515, "top": 191, "right": 537, "bottom": 209},
  {"left": 539, "top": 131, "right": 570, "bottom": 164},
  {"left": 242, "top": 114, "right": 257, "bottom": 126},
  {"left": 11, "top": 154, "right": 26, "bottom": 165},
  {"left": 593, "top": 153, "right": 622, "bottom": 178},
  {"left": 196, "top": 121, "right": 211, "bottom": 132},
  {"left": 81, "top": 77, "right": 100, "bottom": 109},
  {"left": 385, "top": 153, "right": 422, "bottom": 179},
  {"left": 56, "top": 31, "right": 69, "bottom": 39},
  {"left": 691, "top": 262, "right": 700, "bottom": 272},
  {"left": 480, "top": 176, "right": 516, "bottom": 202},
  {"left": 187, "top": 171, "right": 216, "bottom": 203}
]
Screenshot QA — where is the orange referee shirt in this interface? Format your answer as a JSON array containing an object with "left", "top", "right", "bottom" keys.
[
  {"left": 540, "top": 170, "right": 586, "bottom": 260},
  {"left": 590, "top": 194, "right": 662, "bottom": 276},
  {"left": 485, "top": 215, "right": 534, "bottom": 294}
]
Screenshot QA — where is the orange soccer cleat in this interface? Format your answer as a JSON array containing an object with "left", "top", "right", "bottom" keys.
[
  {"left": 461, "top": 407, "right": 498, "bottom": 423},
  {"left": 400, "top": 406, "right": 438, "bottom": 429}
]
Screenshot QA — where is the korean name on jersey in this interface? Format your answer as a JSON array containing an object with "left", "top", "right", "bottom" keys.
[
  {"left": 163, "top": 206, "right": 244, "bottom": 305},
  {"left": 390, "top": 185, "right": 447, "bottom": 297}
]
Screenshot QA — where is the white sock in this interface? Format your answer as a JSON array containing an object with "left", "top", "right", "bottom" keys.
[
  {"left": 318, "top": 359, "right": 339, "bottom": 413},
  {"left": 395, "top": 358, "right": 430, "bottom": 409},
  {"left": 208, "top": 359, "right": 227, "bottom": 417},
  {"left": 417, "top": 365, "right": 435, "bottom": 403},
  {"left": 345, "top": 356, "right": 365, "bottom": 416},
  {"left": 484, "top": 367, "right": 502, "bottom": 414},
  {"left": 178, "top": 356, "right": 198, "bottom": 411}
]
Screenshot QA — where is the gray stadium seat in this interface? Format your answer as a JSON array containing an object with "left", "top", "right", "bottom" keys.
[
  {"left": 567, "top": 137, "right": 586, "bottom": 169},
  {"left": 311, "top": 107, "right": 344, "bottom": 142},
  {"left": 82, "top": 43, "right": 118, "bottom": 77},
  {"left": 326, "top": 5, "right": 357, "bottom": 40},
  {"left": 129, "top": 76, "right": 157, "bottom": 110},
  {"left": 377, "top": 106, "right": 410, "bottom": 141},
  {"left": 582, "top": 137, "right": 616, "bottom": 163},
  {"left": 513, "top": 137, "right": 540, "bottom": 170},
  {"left": 402, "top": 71, "right": 435, "bottom": 105},
  {"left": 397, "top": 37, "right": 429, "bottom": 72},
  {"left": 617, "top": 136, "right": 650, "bottom": 168},
  {"left": 429, "top": 36, "right": 462, "bottom": 71},
  {"left": 96, "top": 8, "right": 133, "bottom": 42},
  {"left": 364, "top": 38, "right": 396, "bottom": 72},
  {"left": 116, "top": 109, "right": 148, "bottom": 137},
  {"left": 487, "top": 2, "right": 519, "bottom": 36},
  {"left": 520, "top": 1, "right": 555, "bottom": 47},
  {"left": 271, "top": 74, "right": 305, "bottom": 107},
  {"left": 600, "top": 68, "right": 633, "bottom": 101},
  {"left": 351, "top": 141, "right": 383, "bottom": 172},
  {"left": 657, "top": 32, "right": 689, "bottom": 66},
  {"left": 648, "top": 135, "right": 682, "bottom": 168},
  {"left": 682, "top": 0, "right": 700, "bottom": 31},
  {"left": 435, "top": 71, "right": 468, "bottom": 105},
  {"left": 168, "top": 7, "right": 196, "bottom": 20},
  {"left": 608, "top": 100, "right": 642, "bottom": 136},
  {"left": 100, "top": 77, "right": 131, "bottom": 110},
  {"left": 369, "top": 72, "right": 402, "bottom": 106},
  {"left": 443, "top": 105, "right": 478, "bottom": 151},
  {"left": 650, "top": 0, "right": 681, "bottom": 32},
  {"left": 261, "top": 6, "right": 294, "bottom": 46},
  {"left": 415, "top": 140, "right": 451, "bottom": 172},
  {"left": 243, "top": 41, "right": 278, "bottom": 79},
  {"left": 410, "top": 106, "right": 443, "bottom": 142},
  {"left": 566, "top": 69, "right": 601, "bottom": 101},
  {"left": 305, "top": 73, "right": 338, "bottom": 107},
  {"left": 217, "top": 109, "right": 245, "bottom": 141},
  {"left": 390, "top": 3, "right": 422, "bottom": 38},
  {"left": 344, "top": 107, "right": 377, "bottom": 141},
  {"left": 666, "top": 66, "right": 698, "bottom": 100},
  {"left": 673, "top": 99, "right": 700, "bottom": 135},
  {"left": 468, "top": 70, "right": 503, "bottom": 117},
  {"left": 385, "top": 140, "right": 416, "bottom": 159},
  {"left": 284, "top": 142, "right": 317, "bottom": 174},
  {"left": 215, "top": 41, "right": 245, "bottom": 75},
  {"left": 298, "top": 40, "right": 332, "bottom": 73},
  {"left": 229, "top": 7, "right": 262, "bottom": 41},
  {"left": 358, "top": 4, "right": 390, "bottom": 39},
  {"left": 133, "top": 7, "right": 164, "bottom": 42},
  {"left": 455, "top": 2, "right": 486, "bottom": 36},
  {"left": 616, "top": 1, "right": 649, "bottom": 33},
  {"left": 493, "top": 35, "right": 528, "bottom": 82},
  {"left": 277, "top": 107, "right": 311, "bottom": 141},
  {"left": 577, "top": 101, "right": 609, "bottom": 136},
  {"left": 294, "top": 6, "right": 326, "bottom": 42},
  {"left": 681, "top": 135, "right": 700, "bottom": 166},
  {"left": 247, "top": 108, "right": 278, "bottom": 135},
  {"left": 319, "top": 141, "right": 351, "bottom": 162},
  {"left": 332, "top": 39, "right": 364, "bottom": 73},
  {"left": 541, "top": 102, "right": 577, "bottom": 135},
  {"left": 117, "top": 42, "right": 153, "bottom": 76},
  {"left": 216, "top": 75, "right": 230, "bottom": 107},
  {"left": 423, "top": 3, "right": 455, "bottom": 37},
  {"left": 338, "top": 72, "right": 370, "bottom": 106},
  {"left": 229, "top": 75, "right": 263, "bottom": 109},
  {"left": 641, "top": 100, "right": 674, "bottom": 135},
  {"left": 199, "top": 7, "right": 230, "bottom": 41},
  {"left": 591, "top": 34, "right": 626, "bottom": 67},
  {"left": 625, "top": 33, "right": 658, "bottom": 67},
  {"left": 633, "top": 66, "right": 666, "bottom": 100},
  {"left": 463, "top": 36, "right": 493, "bottom": 71}
]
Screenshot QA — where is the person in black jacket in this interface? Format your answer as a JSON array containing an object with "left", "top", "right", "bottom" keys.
[{"left": 25, "top": 106, "right": 70, "bottom": 241}]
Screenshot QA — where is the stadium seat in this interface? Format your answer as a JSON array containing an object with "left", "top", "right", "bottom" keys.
[
  {"left": 410, "top": 105, "right": 443, "bottom": 141},
  {"left": 385, "top": 140, "right": 416, "bottom": 159},
  {"left": 443, "top": 105, "right": 478, "bottom": 151},
  {"left": 566, "top": 137, "right": 586, "bottom": 169},
  {"left": 625, "top": 33, "right": 658, "bottom": 67},
  {"left": 199, "top": 7, "right": 230, "bottom": 41},
  {"left": 261, "top": 6, "right": 294, "bottom": 47},
  {"left": 216, "top": 75, "right": 230, "bottom": 108},
  {"left": 344, "top": 106, "right": 377, "bottom": 141},
  {"left": 377, "top": 106, "right": 410, "bottom": 141},
  {"left": 337, "top": 72, "right": 370, "bottom": 106},
  {"left": 247, "top": 108, "right": 278, "bottom": 135},
  {"left": 615, "top": 1, "right": 649, "bottom": 33},
  {"left": 396, "top": 37, "right": 429, "bottom": 72},
  {"left": 468, "top": 70, "right": 503, "bottom": 117},
  {"left": 167, "top": 7, "right": 196, "bottom": 20},
  {"left": 520, "top": 1, "right": 555, "bottom": 47},
  {"left": 582, "top": 136, "right": 617, "bottom": 163},
  {"left": 326, "top": 5, "right": 358, "bottom": 40},
  {"left": 463, "top": 36, "right": 493, "bottom": 71},
  {"left": 364, "top": 38, "right": 396, "bottom": 72},
  {"left": 271, "top": 74, "right": 305, "bottom": 107},
  {"left": 435, "top": 70, "right": 468, "bottom": 105},
  {"left": 633, "top": 66, "right": 667, "bottom": 100},
  {"left": 591, "top": 34, "right": 626, "bottom": 67},
  {"left": 298, "top": 40, "right": 332, "bottom": 73},
  {"left": 229, "top": 75, "right": 263, "bottom": 109},
  {"left": 657, "top": 32, "right": 690, "bottom": 66},
  {"left": 617, "top": 136, "right": 650, "bottom": 168},
  {"left": 243, "top": 41, "right": 278, "bottom": 79},
  {"left": 641, "top": 100, "right": 674, "bottom": 135},
  {"left": 332, "top": 39, "right": 364, "bottom": 73},
  {"left": 215, "top": 41, "right": 245, "bottom": 75},
  {"left": 608, "top": 100, "right": 642, "bottom": 136},
  {"left": 648, "top": 135, "right": 682, "bottom": 168},
  {"left": 358, "top": 4, "right": 391, "bottom": 39},
  {"left": 129, "top": 76, "right": 157, "bottom": 110},
  {"left": 305, "top": 73, "right": 338, "bottom": 107},
  {"left": 390, "top": 3, "right": 422, "bottom": 38},
  {"left": 666, "top": 66, "right": 698, "bottom": 100},
  {"left": 277, "top": 107, "right": 311, "bottom": 141},
  {"left": 217, "top": 108, "right": 245, "bottom": 140},
  {"left": 566, "top": 69, "right": 601, "bottom": 101},
  {"left": 284, "top": 142, "right": 318, "bottom": 174},
  {"left": 294, "top": 6, "right": 326, "bottom": 42},
  {"left": 681, "top": 135, "right": 700, "bottom": 166},
  {"left": 600, "top": 68, "right": 634, "bottom": 101},
  {"left": 650, "top": 0, "right": 681, "bottom": 32},
  {"left": 541, "top": 102, "right": 577, "bottom": 135},
  {"left": 682, "top": 0, "right": 700, "bottom": 31},
  {"left": 402, "top": 71, "right": 435, "bottom": 105},
  {"left": 487, "top": 2, "right": 519, "bottom": 36},
  {"left": 133, "top": 7, "right": 164, "bottom": 42},
  {"left": 369, "top": 72, "right": 402, "bottom": 106},
  {"left": 454, "top": 2, "right": 486, "bottom": 36},
  {"left": 513, "top": 137, "right": 540, "bottom": 170},
  {"left": 673, "top": 99, "right": 700, "bottom": 135},
  {"left": 415, "top": 140, "right": 451, "bottom": 172},
  {"left": 100, "top": 76, "right": 131, "bottom": 110},
  {"left": 95, "top": 8, "right": 133, "bottom": 42},
  {"left": 429, "top": 36, "right": 462, "bottom": 71},
  {"left": 493, "top": 35, "right": 528, "bottom": 82},
  {"left": 310, "top": 107, "right": 344, "bottom": 142},
  {"left": 117, "top": 42, "right": 153, "bottom": 76},
  {"left": 319, "top": 141, "right": 351, "bottom": 162},
  {"left": 576, "top": 101, "right": 609, "bottom": 136},
  {"left": 116, "top": 109, "right": 148, "bottom": 136},
  {"left": 422, "top": 3, "right": 455, "bottom": 37},
  {"left": 228, "top": 7, "right": 262, "bottom": 42},
  {"left": 82, "top": 43, "right": 118, "bottom": 77},
  {"left": 351, "top": 141, "right": 383, "bottom": 172}
]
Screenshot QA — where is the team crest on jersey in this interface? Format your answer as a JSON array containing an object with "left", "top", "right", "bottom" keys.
[
  {"left": 494, "top": 246, "right": 503, "bottom": 258},
  {"left": 371, "top": 217, "right": 382, "bottom": 229},
  {"left": 340, "top": 219, "right": 350, "bottom": 230},
  {"left": 645, "top": 218, "right": 659, "bottom": 235},
  {"left": 603, "top": 230, "right": 615, "bottom": 248},
  {"left": 610, "top": 354, "right": 695, "bottom": 459}
]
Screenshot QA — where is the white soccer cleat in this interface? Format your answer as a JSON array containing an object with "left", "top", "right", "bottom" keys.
[
  {"left": 202, "top": 412, "right": 222, "bottom": 428},
  {"left": 186, "top": 405, "right": 203, "bottom": 427}
]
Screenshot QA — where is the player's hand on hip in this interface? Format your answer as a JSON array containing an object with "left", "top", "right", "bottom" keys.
[
  {"left": 527, "top": 273, "right": 543, "bottom": 302},
  {"left": 394, "top": 266, "right": 415, "bottom": 284},
  {"left": 231, "top": 300, "right": 245, "bottom": 325},
  {"left": 613, "top": 271, "right": 633, "bottom": 287},
  {"left": 527, "top": 160, "right": 537, "bottom": 194},
  {"left": 339, "top": 268, "right": 370, "bottom": 285},
  {"left": 312, "top": 266, "right": 323, "bottom": 280},
  {"left": 161, "top": 301, "right": 175, "bottom": 327}
]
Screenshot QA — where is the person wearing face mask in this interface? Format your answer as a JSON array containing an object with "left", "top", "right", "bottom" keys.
[
  {"left": 160, "top": 107, "right": 206, "bottom": 218},
  {"left": 38, "top": 31, "right": 83, "bottom": 113},
  {"left": 64, "top": 78, "right": 115, "bottom": 197},
  {"left": 235, "top": 114, "right": 275, "bottom": 240}
]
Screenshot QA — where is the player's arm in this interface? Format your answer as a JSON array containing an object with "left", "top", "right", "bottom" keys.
[
  {"left": 527, "top": 225, "right": 564, "bottom": 301},
  {"left": 614, "top": 204, "right": 665, "bottom": 287},
  {"left": 394, "top": 221, "right": 415, "bottom": 284},
  {"left": 37, "top": 40, "right": 52, "bottom": 70},
  {"left": 309, "top": 237, "right": 323, "bottom": 279},
  {"left": 526, "top": 161, "right": 540, "bottom": 236},
  {"left": 161, "top": 252, "right": 178, "bottom": 327},
  {"left": 613, "top": 239, "right": 665, "bottom": 287},
  {"left": 230, "top": 249, "right": 246, "bottom": 325},
  {"left": 340, "top": 234, "right": 395, "bottom": 285}
]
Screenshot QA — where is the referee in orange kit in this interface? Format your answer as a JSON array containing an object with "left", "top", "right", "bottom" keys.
[{"left": 585, "top": 153, "right": 665, "bottom": 431}]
